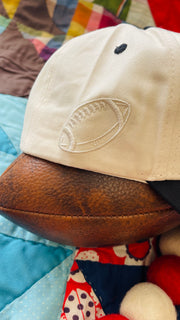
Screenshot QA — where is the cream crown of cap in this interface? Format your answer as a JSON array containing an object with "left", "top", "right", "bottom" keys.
[{"left": 21, "top": 24, "right": 180, "bottom": 183}]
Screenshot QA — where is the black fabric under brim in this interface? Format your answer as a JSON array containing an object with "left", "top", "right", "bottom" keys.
[{"left": 147, "top": 180, "right": 180, "bottom": 214}]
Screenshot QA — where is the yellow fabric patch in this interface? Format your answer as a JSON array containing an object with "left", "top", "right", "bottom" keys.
[
  {"left": 66, "top": 21, "right": 85, "bottom": 40},
  {"left": 79, "top": 0, "right": 93, "bottom": 10},
  {"left": 2, "top": 0, "right": 21, "bottom": 18},
  {"left": 17, "top": 22, "right": 54, "bottom": 38}
]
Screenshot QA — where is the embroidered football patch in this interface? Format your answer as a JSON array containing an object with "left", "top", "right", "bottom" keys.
[{"left": 59, "top": 98, "right": 130, "bottom": 153}]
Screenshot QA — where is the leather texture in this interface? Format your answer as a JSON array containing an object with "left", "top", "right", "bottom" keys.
[{"left": 0, "top": 153, "right": 180, "bottom": 247}]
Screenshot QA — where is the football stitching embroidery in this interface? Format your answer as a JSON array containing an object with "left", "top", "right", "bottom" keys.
[{"left": 59, "top": 98, "right": 130, "bottom": 153}]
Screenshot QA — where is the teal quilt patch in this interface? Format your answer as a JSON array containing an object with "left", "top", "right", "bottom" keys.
[
  {"left": 0, "top": 127, "right": 17, "bottom": 155},
  {"left": 0, "top": 94, "right": 27, "bottom": 175},
  {"left": 0, "top": 254, "right": 74, "bottom": 320},
  {"left": 0, "top": 233, "right": 73, "bottom": 311}
]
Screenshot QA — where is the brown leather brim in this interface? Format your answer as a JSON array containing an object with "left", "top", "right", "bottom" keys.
[{"left": 0, "top": 153, "right": 180, "bottom": 247}]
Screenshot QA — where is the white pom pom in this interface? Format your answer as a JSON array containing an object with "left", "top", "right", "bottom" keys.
[
  {"left": 159, "top": 226, "right": 180, "bottom": 256},
  {"left": 120, "top": 283, "right": 177, "bottom": 320}
]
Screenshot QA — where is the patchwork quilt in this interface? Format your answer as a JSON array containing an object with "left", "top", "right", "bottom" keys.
[{"left": 0, "top": 1, "right": 180, "bottom": 319}]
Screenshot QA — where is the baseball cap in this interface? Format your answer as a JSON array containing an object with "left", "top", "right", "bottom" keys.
[
  {"left": 18, "top": 23, "right": 180, "bottom": 213},
  {"left": 2, "top": 24, "right": 180, "bottom": 216}
]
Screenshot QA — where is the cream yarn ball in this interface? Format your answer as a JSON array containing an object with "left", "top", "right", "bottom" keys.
[{"left": 120, "top": 282, "right": 177, "bottom": 320}]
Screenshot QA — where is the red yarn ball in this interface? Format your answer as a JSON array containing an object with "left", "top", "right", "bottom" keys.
[
  {"left": 147, "top": 255, "right": 180, "bottom": 305},
  {"left": 100, "top": 315, "right": 129, "bottom": 320}
]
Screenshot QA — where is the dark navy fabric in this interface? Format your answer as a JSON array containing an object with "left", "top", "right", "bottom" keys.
[
  {"left": 148, "top": 180, "right": 180, "bottom": 214},
  {"left": 77, "top": 260, "right": 147, "bottom": 314}
]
